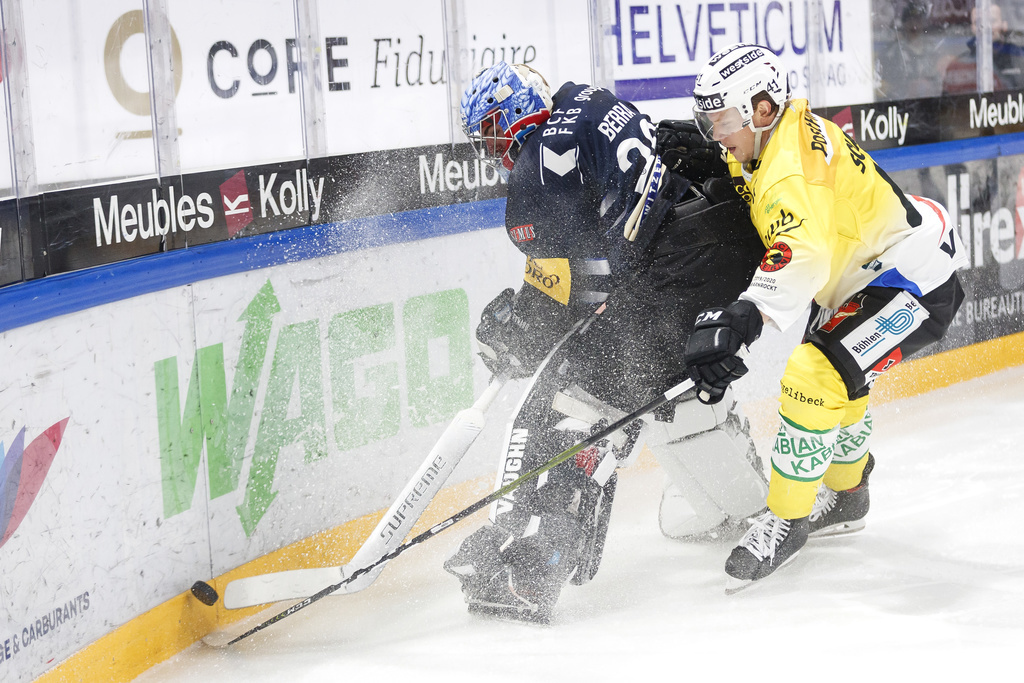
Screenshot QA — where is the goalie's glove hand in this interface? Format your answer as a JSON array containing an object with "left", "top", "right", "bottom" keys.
[
  {"left": 476, "top": 288, "right": 554, "bottom": 379},
  {"left": 655, "top": 119, "right": 729, "bottom": 184},
  {"left": 684, "top": 299, "right": 763, "bottom": 404}
]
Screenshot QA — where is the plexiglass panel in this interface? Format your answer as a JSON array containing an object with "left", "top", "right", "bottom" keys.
[
  {"left": 875, "top": 1, "right": 1024, "bottom": 99},
  {"left": 169, "top": 0, "right": 305, "bottom": 172},
  {"left": 21, "top": 0, "right": 158, "bottom": 189},
  {"left": 317, "top": 0, "right": 451, "bottom": 155}
]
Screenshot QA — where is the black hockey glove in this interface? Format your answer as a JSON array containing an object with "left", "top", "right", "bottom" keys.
[
  {"left": 655, "top": 120, "right": 729, "bottom": 184},
  {"left": 475, "top": 287, "right": 570, "bottom": 378},
  {"left": 684, "top": 299, "right": 763, "bottom": 404}
]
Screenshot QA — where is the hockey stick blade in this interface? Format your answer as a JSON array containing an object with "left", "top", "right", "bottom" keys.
[
  {"left": 221, "top": 374, "right": 509, "bottom": 610},
  {"left": 206, "top": 378, "right": 694, "bottom": 646}
]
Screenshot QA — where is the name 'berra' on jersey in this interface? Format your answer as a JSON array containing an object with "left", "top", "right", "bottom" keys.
[
  {"left": 505, "top": 82, "right": 684, "bottom": 307},
  {"left": 729, "top": 98, "right": 968, "bottom": 331}
]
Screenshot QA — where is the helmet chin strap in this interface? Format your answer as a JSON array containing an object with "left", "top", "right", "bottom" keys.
[{"left": 750, "top": 105, "right": 786, "bottom": 163}]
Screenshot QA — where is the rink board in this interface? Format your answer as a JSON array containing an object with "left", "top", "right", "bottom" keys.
[
  {"left": 0, "top": 227, "right": 529, "bottom": 682},
  {"left": 25, "top": 330, "right": 1024, "bottom": 683}
]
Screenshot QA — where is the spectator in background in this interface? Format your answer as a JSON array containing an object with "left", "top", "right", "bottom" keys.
[{"left": 943, "top": 2, "right": 1024, "bottom": 93}]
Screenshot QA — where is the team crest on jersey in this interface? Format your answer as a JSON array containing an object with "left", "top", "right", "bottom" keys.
[
  {"left": 540, "top": 145, "right": 579, "bottom": 177},
  {"left": 821, "top": 301, "right": 863, "bottom": 332},
  {"left": 508, "top": 224, "right": 535, "bottom": 242},
  {"left": 760, "top": 241, "right": 792, "bottom": 272}
]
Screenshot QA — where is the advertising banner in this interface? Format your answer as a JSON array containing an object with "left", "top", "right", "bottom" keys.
[
  {"left": 15, "top": 142, "right": 504, "bottom": 277},
  {"left": 893, "top": 157, "right": 1024, "bottom": 350},
  {"left": 604, "top": 0, "right": 875, "bottom": 122},
  {"left": 818, "top": 89, "right": 1024, "bottom": 151},
  {"left": 12, "top": 0, "right": 592, "bottom": 190},
  {"left": 0, "top": 226, "right": 525, "bottom": 683}
]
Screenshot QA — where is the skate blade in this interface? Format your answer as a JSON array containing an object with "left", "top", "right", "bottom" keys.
[
  {"left": 808, "top": 519, "right": 865, "bottom": 539},
  {"left": 724, "top": 576, "right": 753, "bottom": 595},
  {"left": 724, "top": 549, "right": 803, "bottom": 595}
]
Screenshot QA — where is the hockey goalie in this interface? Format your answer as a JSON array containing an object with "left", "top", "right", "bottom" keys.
[{"left": 443, "top": 61, "right": 770, "bottom": 623}]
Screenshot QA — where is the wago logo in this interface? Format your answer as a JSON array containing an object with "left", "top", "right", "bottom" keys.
[
  {"left": 154, "top": 280, "right": 473, "bottom": 536},
  {"left": 0, "top": 419, "right": 70, "bottom": 550}
]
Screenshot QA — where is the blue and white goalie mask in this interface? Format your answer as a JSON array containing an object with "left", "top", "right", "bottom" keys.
[{"left": 461, "top": 62, "right": 553, "bottom": 176}]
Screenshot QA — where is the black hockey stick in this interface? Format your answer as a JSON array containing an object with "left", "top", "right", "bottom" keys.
[{"left": 204, "top": 376, "right": 695, "bottom": 647}]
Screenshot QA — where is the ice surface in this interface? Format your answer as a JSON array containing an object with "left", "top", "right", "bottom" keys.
[{"left": 137, "top": 365, "right": 1024, "bottom": 682}]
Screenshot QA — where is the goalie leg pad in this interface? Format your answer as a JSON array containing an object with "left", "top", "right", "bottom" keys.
[
  {"left": 444, "top": 515, "right": 583, "bottom": 624},
  {"left": 653, "top": 448, "right": 729, "bottom": 540},
  {"left": 570, "top": 472, "right": 617, "bottom": 586},
  {"left": 644, "top": 391, "right": 767, "bottom": 540}
]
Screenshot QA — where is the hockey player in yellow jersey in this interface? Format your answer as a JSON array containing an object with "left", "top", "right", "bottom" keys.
[{"left": 684, "top": 44, "right": 968, "bottom": 591}]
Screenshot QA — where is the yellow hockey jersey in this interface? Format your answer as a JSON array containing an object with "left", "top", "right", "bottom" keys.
[{"left": 728, "top": 99, "right": 967, "bottom": 331}]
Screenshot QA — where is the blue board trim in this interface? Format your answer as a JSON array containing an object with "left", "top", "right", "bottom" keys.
[
  {"left": 0, "top": 198, "right": 506, "bottom": 334},
  {"left": 5, "top": 131, "right": 1024, "bottom": 334},
  {"left": 872, "top": 131, "right": 1024, "bottom": 171}
]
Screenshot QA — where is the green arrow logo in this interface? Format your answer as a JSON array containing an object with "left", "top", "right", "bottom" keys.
[
  {"left": 155, "top": 280, "right": 279, "bottom": 519},
  {"left": 236, "top": 318, "right": 326, "bottom": 536}
]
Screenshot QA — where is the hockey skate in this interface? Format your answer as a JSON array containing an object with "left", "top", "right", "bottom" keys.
[
  {"left": 444, "top": 525, "right": 574, "bottom": 624},
  {"left": 724, "top": 510, "right": 809, "bottom": 593},
  {"left": 809, "top": 454, "right": 874, "bottom": 538}
]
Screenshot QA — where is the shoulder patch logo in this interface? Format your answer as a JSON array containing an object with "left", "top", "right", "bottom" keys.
[
  {"left": 760, "top": 241, "right": 792, "bottom": 272},
  {"left": 540, "top": 145, "right": 579, "bottom": 177},
  {"left": 508, "top": 224, "right": 535, "bottom": 242}
]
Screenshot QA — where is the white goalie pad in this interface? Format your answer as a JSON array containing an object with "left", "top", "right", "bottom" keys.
[{"left": 644, "top": 392, "right": 768, "bottom": 540}]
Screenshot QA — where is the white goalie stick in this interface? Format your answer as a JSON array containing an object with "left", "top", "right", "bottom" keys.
[
  {"left": 221, "top": 372, "right": 509, "bottom": 610},
  {"left": 204, "top": 374, "right": 697, "bottom": 647}
]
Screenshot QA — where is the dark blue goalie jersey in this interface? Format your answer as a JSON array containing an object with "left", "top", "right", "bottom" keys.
[{"left": 505, "top": 82, "right": 688, "bottom": 307}]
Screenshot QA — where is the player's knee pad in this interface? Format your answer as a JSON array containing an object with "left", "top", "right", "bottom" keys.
[{"left": 643, "top": 390, "right": 768, "bottom": 539}]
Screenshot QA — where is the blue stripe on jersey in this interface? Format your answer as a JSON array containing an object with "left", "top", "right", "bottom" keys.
[{"left": 867, "top": 268, "right": 924, "bottom": 297}]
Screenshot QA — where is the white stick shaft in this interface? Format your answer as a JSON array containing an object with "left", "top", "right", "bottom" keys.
[{"left": 340, "top": 407, "right": 488, "bottom": 591}]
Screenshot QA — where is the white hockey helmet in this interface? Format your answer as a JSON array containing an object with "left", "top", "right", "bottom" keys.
[{"left": 692, "top": 44, "right": 789, "bottom": 149}]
